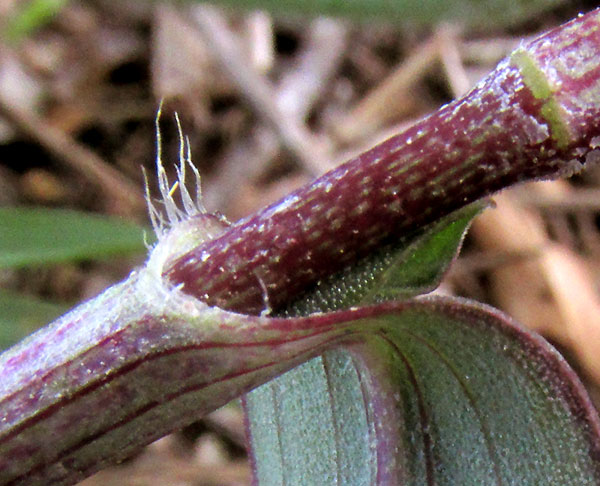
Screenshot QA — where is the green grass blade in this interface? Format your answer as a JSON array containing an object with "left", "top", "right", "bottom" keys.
[
  {"left": 200, "top": 0, "right": 563, "bottom": 27},
  {"left": 0, "top": 289, "right": 67, "bottom": 350},
  {"left": 0, "top": 207, "right": 150, "bottom": 269}
]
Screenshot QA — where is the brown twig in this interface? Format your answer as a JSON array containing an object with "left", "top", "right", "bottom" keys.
[
  {"left": 332, "top": 30, "right": 441, "bottom": 144},
  {"left": 191, "top": 5, "right": 333, "bottom": 176},
  {"left": 515, "top": 186, "right": 600, "bottom": 211},
  {"left": 438, "top": 24, "right": 470, "bottom": 98},
  {"left": 0, "top": 97, "right": 145, "bottom": 216},
  {"left": 276, "top": 18, "right": 349, "bottom": 121},
  {"left": 203, "top": 15, "right": 348, "bottom": 213}
]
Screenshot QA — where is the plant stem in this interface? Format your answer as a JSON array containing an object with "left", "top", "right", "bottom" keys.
[
  {"left": 0, "top": 269, "right": 341, "bottom": 485},
  {"left": 165, "top": 9, "right": 600, "bottom": 314},
  {"left": 3, "top": 8, "right": 600, "bottom": 486}
]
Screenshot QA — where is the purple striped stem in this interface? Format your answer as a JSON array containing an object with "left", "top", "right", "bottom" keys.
[
  {"left": 2, "top": 8, "right": 600, "bottom": 486},
  {"left": 166, "top": 9, "right": 600, "bottom": 314}
]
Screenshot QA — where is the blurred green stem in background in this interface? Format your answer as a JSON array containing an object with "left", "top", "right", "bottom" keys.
[{"left": 181, "top": 0, "right": 563, "bottom": 27}]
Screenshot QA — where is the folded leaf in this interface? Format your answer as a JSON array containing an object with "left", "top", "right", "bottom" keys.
[
  {"left": 3, "top": 9, "right": 600, "bottom": 486},
  {"left": 244, "top": 298, "right": 600, "bottom": 486}
]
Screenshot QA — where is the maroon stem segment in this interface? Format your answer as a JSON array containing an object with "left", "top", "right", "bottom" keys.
[{"left": 164, "top": 9, "right": 600, "bottom": 315}]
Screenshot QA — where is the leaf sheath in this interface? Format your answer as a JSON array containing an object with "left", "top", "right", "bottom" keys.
[{"left": 2, "top": 284, "right": 599, "bottom": 485}]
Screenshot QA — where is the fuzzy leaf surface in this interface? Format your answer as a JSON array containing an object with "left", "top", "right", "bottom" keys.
[
  {"left": 283, "top": 201, "right": 485, "bottom": 316},
  {"left": 246, "top": 298, "right": 600, "bottom": 486},
  {"left": 245, "top": 202, "right": 482, "bottom": 485}
]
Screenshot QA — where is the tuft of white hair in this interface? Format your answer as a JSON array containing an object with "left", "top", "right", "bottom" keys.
[{"left": 144, "top": 103, "right": 206, "bottom": 242}]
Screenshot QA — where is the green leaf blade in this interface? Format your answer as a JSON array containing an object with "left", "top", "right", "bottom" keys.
[
  {"left": 375, "top": 299, "right": 600, "bottom": 484},
  {"left": 205, "top": 0, "right": 563, "bottom": 28},
  {"left": 245, "top": 298, "right": 600, "bottom": 485},
  {"left": 246, "top": 350, "right": 375, "bottom": 486},
  {"left": 363, "top": 201, "right": 485, "bottom": 302},
  {"left": 284, "top": 202, "right": 484, "bottom": 315},
  {"left": 0, "top": 208, "right": 150, "bottom": 269}
]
